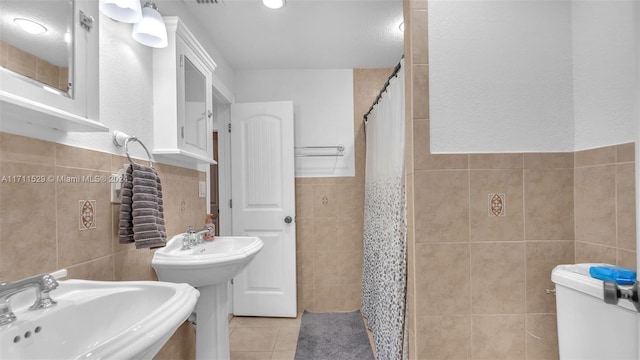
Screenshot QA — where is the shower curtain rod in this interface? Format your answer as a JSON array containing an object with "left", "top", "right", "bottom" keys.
[{"left": 363, "top": 55, "right": 404, "bottom": 123}]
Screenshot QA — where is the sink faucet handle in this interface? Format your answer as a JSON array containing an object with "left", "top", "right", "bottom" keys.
[
  {"left": 0, "top": 273, "right": 61, "bottom": 325},
  {"left": 180, "top": 234, "right": 192, "bottom": 250},
  {"left": 40, "top": 274, "right": 58, "bottom": 291},
  {"left": 30, "top": 274, "right": 59, "bottom": 310}
]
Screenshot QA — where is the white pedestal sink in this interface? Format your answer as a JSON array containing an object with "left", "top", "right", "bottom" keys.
[
  {"left": 0, "top": 279, "right": 199, "bottom": 359},
  {"left": 152, "top": 234, "right": 263, "bottom": 360}
]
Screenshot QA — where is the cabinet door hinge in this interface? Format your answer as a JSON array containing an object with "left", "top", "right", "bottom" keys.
[
  {"left": 231, "top": 278, "right": 234, "bottom": 285},
  {"left": 181, "top": 126, "right": 184, "bottom": 139},
  {"left": 180, "top": 54, "right": 184, "bottom": 68},
  {"left": 229, "top": 199, "right": 233, "bottom": 208},
  {"left": 79, "top": 10, "right": 93, "bottom": 32},
  {"left": 228, "top": 123, "right": 231, "bottom": 133}
]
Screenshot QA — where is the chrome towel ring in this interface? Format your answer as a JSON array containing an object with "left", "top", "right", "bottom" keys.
[{"left": 113, "top": 131, "right": 154, "bottom": 167}]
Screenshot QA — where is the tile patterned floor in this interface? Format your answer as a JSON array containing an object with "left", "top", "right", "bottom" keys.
[
  {"left": 229, "top": 314, "right": 302, "bottom": 360},
  {"left": 229, "top": 313, "right": 376, "bottom": 360}
]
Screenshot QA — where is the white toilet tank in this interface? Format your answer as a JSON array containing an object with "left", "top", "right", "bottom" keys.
[{"left": 552, "top": 264, "right": 639, "bottom": 360}]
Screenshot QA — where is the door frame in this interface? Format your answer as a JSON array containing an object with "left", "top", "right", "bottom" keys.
[
  {"left": 208, "top": 76, "right": 234, "bottom": 236},
  {"left": 208, "top": 76, "right": 234, "bottom": 314}
]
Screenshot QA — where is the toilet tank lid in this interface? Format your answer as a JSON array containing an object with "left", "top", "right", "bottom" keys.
[{"left": 552, "top": 263, "right": 638, "bottom": 312}]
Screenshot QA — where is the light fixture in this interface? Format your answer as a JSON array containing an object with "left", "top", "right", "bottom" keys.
[
  {"left": 131, "top": 1, "right": 168, "bottom": 48},
  {"left": 14, "top": 18, "right": 47, "bottom": 35},
  {"left": 99, "top": 0, "right": 142, "bottom": 23},
  {"left": 98, "top": 0, "right": 168, "bottom": 49},
  {"left": 399, "top": 22, "right": 404, "bottom": 33},
  {"left": 263, "top": 0, "right": 285, "bottom": 10}
]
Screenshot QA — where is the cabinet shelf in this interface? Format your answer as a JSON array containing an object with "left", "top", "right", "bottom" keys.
[
  {"left": 152, "top": 148, "right": 217, "bottom": 165},
  {"left": 0, "top": 91, "right": 108, "bottom": 133}
]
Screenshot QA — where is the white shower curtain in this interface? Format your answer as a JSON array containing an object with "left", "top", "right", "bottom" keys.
[{"left": 361, "top": 60, "right": 407, "bottom": 360}]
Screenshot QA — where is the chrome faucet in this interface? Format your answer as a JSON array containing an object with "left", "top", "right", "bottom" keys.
[
  {"left": 180, "top": 226, "right": 214, "bottom": 250},
  {"left": 0, "top": 274, "right": 59, "bottom": 326}
]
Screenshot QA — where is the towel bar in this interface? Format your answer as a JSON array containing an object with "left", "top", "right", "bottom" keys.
[{"left": 294, "top": 144, "right": 345, "bottom": 157}]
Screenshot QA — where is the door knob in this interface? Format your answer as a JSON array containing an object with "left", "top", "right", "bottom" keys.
[{"left": 284, "top": 216, "right": 293, "bottom": 224}]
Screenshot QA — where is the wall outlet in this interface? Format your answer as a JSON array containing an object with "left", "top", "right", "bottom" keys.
[
  {"left": 110, "top": 169, "right": 125, "bottom": 204},
  {"left": 199, "top": 181, "right": 207, "bottom": 198}
]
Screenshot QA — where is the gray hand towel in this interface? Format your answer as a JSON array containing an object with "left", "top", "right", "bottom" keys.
[
  {"left": 118, "top": 163, "right": 167, "bottom": 249},
  {"left": 118, "top": 166, "right": 134, "bottom": 244}
]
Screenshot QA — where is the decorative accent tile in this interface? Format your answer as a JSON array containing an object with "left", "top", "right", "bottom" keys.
[
  {"left": 79, "top": 200, "right": 96, "bottom": 230},
  {"left": 488, "top": 193, "right": 505, "bottom": 217}
]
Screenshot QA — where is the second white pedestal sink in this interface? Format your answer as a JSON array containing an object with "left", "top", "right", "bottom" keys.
[
  {"left": 0, "top": 279, "right": 198, "bottom": 359},
  {"left": 152, "top": 234, "right": 263, "bottom": 360}
]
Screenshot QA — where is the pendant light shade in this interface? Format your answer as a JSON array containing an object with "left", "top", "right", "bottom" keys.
[
  {"left": 99, "top": 0, "right": 142, "bottom": 23},
  {"left": 132, "top": 1, "right": 168, "bottom": 48}
]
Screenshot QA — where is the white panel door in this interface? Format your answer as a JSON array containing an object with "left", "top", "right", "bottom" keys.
[{"left": 231, "top": 101, "right": 297, "bottom": 317}]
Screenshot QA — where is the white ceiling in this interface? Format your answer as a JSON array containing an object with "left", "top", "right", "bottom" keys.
[
  {"left": 0, "top": 0, "right": 404, "bottom": 71},
  {"left": 179, "top": 0, "right": 404, "bottom": 70}
]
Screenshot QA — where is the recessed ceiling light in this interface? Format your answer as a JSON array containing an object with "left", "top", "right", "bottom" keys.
[
  {"left": 14, "top": 18, "right": 47, "bottom": 35},
  {"left": 399, "top": 22, "right": 404, "bottom": 33},
  {"left": 263, "top": 0, "right": 285, "bottom": 10}
]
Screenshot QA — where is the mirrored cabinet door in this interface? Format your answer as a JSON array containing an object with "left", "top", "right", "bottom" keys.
[
  {"left": 0, "top": 0, "right": 102, "bottom": 132},
  {"left": 0, "top": 0, "right": 73, "bottom": 94},
  {"left": 181, "top": 53, "right": 208, "bottom": 153}
]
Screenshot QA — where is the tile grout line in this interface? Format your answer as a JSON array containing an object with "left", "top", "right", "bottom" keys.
[
  {"left": 573, "top": 151, "right": 577, "bottom": 264},
  {"left": 522, "top": 163, "right": 528, "bottom": 359},
  {"left": 613, "top": 147, "right": 620, "bottom": 266},
  {"left": 54, "top": 144, "right": 60, "bottom": 272},
  {"left": 467, "top": 167, "right": 473, "bottom": 358}
]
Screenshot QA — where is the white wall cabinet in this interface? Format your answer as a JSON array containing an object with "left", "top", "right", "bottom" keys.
[{"left": 152, "top": 17, "right": 217, "bottom": 166}]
